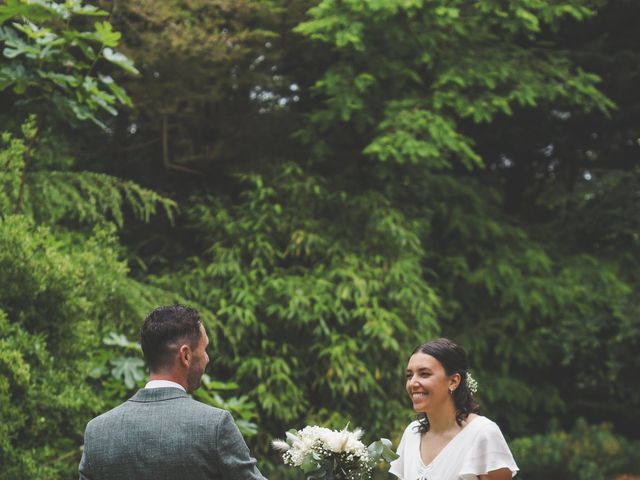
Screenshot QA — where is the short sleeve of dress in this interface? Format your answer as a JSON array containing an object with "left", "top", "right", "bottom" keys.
[
  {"left": 388, "top": 425, "right": 407, "bottom": 479},
  {"left": 459, "top": 421, "right": 519, "bottom": 479},
  {"left": 389, "top": 421, "right": 421, "bottom": 480}
]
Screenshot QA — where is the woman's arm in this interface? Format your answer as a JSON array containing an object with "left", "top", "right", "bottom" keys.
[{"left": 478, "top": 467, "right": 513, "bottom": 480}]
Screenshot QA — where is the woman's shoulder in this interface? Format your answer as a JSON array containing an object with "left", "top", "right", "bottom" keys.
[
  {"left": 460, "top": 416, "right": 519, "bottom": 476},
  {"left": 468, "top": 415, "right": 509, "bottom": 441}
]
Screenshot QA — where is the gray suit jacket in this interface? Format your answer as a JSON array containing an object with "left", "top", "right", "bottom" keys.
[{"left": 79, "top": 388, "right": 266, "bottom": 480}]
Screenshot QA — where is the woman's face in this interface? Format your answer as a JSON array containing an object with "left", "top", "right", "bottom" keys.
[{"left": 405, "top": 352, "right": 457, "bottom": 413}]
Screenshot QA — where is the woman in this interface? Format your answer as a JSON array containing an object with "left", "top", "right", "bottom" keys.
[{"left": 389, "top": 338, "right": 518, "bottom": 480}]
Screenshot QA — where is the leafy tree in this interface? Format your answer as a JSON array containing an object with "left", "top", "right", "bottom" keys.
[
  {"left": 0, "top": 0, "right": 174, "bottom": 229},
  {"left": 0, "top": 114, "right": 165, "bottom": 479},
  {"left": 1, "top": 3, "right": 260, "bottom": 475},
  {"left": 0, "top": 0, "right": 137, "bottom": 129},
  {"left": 0, "top": 3, "right": 199, "bottom": 478},
  {"left": 281, "top": 0, "right": 639, "bottom": 438},
  {"left": 93, "top": 0, "right": 287, "bottom": 181},
  {"left": 151, "top": 163, "right": 440, "bottom": 457}
]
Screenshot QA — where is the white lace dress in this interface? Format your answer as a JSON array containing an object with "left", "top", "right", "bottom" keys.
[{"left": 389, "top": 416, "right": 518, "bottom": 480}]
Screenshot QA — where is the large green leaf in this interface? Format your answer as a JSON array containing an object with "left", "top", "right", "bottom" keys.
[
  {"left": 0, "top": 0, "right": 51, "bottom": 25},
  {"left": 94, "top": 21, "right": 121, "bottom": 47},
  {"left": 110, "top": 356, "right": 145, "bottom": 389},
  {"left": 102, "top": 47, "right": 139, "bottom": 75}
]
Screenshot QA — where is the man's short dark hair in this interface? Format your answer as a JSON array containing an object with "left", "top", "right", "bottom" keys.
[{"left": 140, "top": 304, "right": 202, "bottom": 372}]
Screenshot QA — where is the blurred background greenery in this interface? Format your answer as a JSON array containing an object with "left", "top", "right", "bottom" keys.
[{"left": 1, "top": 0, "right": 639, "bottom": 479}]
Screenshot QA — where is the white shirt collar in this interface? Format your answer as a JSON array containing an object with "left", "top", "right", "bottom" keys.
[{"left": 144, "top": 380, "right": 186, "bottom": 392}]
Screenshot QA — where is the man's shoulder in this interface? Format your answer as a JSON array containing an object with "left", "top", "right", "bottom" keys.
[
  {"left": 86, "top": 390, "right": 229, "bottom": 429},
  {"left": 85, "top": 401, "right": 128, "bottom": 428},
  {"left": 183, "top": 396, "right": 229, "bottom": 418}
]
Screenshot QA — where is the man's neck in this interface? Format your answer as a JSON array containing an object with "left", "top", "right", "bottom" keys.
[{"left": 148, "top": 373, "right": 187, "bottom": 391}]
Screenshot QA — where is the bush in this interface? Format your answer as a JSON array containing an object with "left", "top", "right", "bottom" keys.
[
  {"left": 0, "top": 215, "right": 125, "bottom": 478},
  {"left": 512, "top": 418, "right": 640, "bottom": 480}
]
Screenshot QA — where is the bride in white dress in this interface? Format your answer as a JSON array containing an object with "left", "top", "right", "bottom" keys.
[{"left": 389, "top": 338, "right": 518, "bottom": 480}]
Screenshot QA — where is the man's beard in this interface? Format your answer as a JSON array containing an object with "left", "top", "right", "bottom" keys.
[{"left": 186, "top": 364, "right": 203, "bottom": 393}]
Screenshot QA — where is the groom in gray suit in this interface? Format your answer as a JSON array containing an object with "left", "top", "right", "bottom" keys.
[{"left": 79, "top": 304, "right": 266, "bottom": 480}]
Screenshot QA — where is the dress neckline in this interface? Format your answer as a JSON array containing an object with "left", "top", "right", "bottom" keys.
[{"left": 418, "top": 415, "right": 485, "bottom": 468}]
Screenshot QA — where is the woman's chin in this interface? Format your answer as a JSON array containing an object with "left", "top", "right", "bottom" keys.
[{"left": 411, "top": 403, "right": 428, "bottom": 413}]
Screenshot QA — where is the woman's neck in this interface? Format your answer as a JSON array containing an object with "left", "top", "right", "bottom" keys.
[{"left": 425, "top": 401, "right": 460, "bottom": 435}]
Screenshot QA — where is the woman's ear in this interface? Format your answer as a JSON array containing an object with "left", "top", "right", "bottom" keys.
[{"left": 450, "top": 372, "right": 461, "bottom": 391}]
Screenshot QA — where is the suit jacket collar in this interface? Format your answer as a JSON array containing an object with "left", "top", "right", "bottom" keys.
[{"left": 129, "top": 387, "right": 190, "bottom": 403}]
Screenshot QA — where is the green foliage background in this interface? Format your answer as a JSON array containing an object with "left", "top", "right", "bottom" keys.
[{"left": 1, "top": 0, "right": 639, "bottom": 478}]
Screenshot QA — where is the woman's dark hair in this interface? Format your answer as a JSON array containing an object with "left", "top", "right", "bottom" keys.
[
  {"left": 412, "top": 338, "right": 480, "bottom": 433},
  {"left": 140, "top": 304, "right": 202, "bottom": 372}
]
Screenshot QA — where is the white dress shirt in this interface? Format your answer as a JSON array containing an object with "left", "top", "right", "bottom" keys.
[{"left": 144, "top": 380, "right": 186, "bottom": 392}]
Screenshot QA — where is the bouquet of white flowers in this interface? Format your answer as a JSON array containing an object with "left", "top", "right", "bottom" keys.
[{"left": 272, "top": 425, "right": 397, "bottom": 480}]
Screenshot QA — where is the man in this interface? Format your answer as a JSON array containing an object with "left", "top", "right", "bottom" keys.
[{"left": 79, "top": 304, "right": 266, "bottom": 480}]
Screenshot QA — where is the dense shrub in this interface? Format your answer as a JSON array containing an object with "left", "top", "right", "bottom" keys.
[{"left": 512, "top": 419, "right": 640, "bottom": 480}]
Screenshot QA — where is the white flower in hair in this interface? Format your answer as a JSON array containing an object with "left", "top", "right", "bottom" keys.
[{"left": 467, "top": 372, "right": 479, "bottom": 394}]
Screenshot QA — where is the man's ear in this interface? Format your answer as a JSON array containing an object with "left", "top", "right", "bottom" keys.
[{"left": 178, "top": 344, "right": 191, "bottom": 367}]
